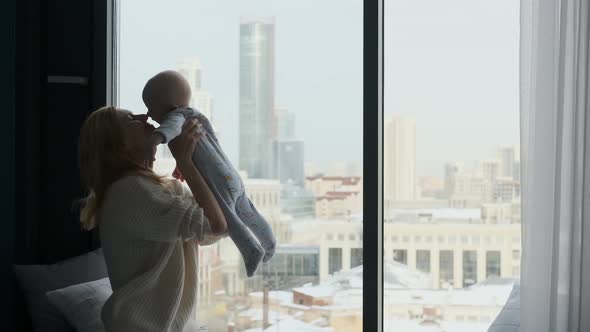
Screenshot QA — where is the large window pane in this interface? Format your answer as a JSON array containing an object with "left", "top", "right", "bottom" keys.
[
  {"left": 119, "top": 1, "right": 362, "bottom": 331},
  {"left": 384, "top": 1, "right": 521, "bottom": 330},
  {"left": 328, "top": 248, "right": 343, "bottom": 274},
  {"left": 462, "top": 250, "right": 477, "bottom": 288},
  {"left": 439, "top": 250, "right": 454, "bottom": 288},
  {"left": 416, "top": 250, "right": 431, "bottom": 273},
  {"left": 486, "top": 251, "right": 502, "bottom": 278},
  {"left": 393, "top": 249, "right": 408, "bottom": 265}
]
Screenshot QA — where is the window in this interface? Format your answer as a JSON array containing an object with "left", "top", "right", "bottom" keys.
[
  {"left": 512, "top": 249, "right": 520, "bottom": 260},
  {"left": 118, "top": 0, "right": 363, "bottom": 330},
  {"left": 329, "top": 248, "right": 343, "bottom": 274},
  {"left": 472, "top": 236, "right": 480, "bottom": 245},
  {"left": 384, "top": 1, "right": 520, "bottom": 329},
  {"left": 486, "top": 251, "right": 502, "bottom": 278},
  {"left": 416, "top": 250, "right": 431, "bottom": 273},
  {"left": 439, "top": 250, "right": 454, "bottom": 288},
  {"left": 461, "top": 236, "right": 469, "bottom": 245},
  {"left": 463, "top": 251, "right": 477, "bottom": 287},
  {"left": 393, "top": 249, "right": 408, "bottom": 265},
  {"left": 350, "top": 248, "right": 363, "bottom": 268}
]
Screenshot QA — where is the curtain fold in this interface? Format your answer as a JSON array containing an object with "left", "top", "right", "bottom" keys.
[{"left": 520, "top": 0, "right": 590, "bottom": 331}]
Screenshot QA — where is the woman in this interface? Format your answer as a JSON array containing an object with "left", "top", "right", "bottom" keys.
[{"left": 78, "top": 106, "right": 227, "bottom": 331}]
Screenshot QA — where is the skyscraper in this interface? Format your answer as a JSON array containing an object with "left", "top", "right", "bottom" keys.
[
  {"left": 239, "top": 17, "right": 276, "bottom": 179},
  {"left": 481, "top": 159, "right": 501, "bottom": 183},
  {"left": 384, "top": 116, "right": 416, "bottom": 201},
  {"left": 497, "top": 146, "right": 516, "bottom": 179},
  {"left": 177, "top": 57, "right": 202, "bottom": 90},
  {"left": 444, "top": 161, "right": 464, "bottom": 199},
  {"left": 272, "top": 140, "right": 305, "bottom": 186},
  {"left": 177, "top": 57, "right": 213, "bottom": 120}
]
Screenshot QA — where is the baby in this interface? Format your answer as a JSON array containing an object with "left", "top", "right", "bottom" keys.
[{"left": 142, "top": 70, "right": 276, "bottom": 277}]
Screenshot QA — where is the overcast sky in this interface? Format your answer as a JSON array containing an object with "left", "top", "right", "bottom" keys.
[
  {"left": 119, "top": 0, "right": 364, "bottom": 174},
  {"left": 119, "top": 0, "right": 519, "bottom": 177},
  {"left": 385, "top": 0, "right": 520, "bottom": 176}
]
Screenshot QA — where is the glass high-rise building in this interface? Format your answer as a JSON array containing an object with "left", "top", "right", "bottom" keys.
[
  {"left": 272, "top": 140, "right": 304, "bottom": 186},
  {"left": 239, "top": 17, "right": 275, "bottom": 179}
]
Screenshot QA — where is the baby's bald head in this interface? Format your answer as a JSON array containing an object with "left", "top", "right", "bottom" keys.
[{"left": 142, "top": 70, "right": 191, "bottom": 123}]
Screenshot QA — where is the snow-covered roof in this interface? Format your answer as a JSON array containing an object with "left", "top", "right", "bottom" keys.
[
  {"left": 383, "top": 279, "right": 516, "bottom": 307},
  {"left": 249, "top": 291, "right": 293, "bottom": 305},
  {"left": 384, "top": 319, "right": 491, "bottom": 332},
  {"left": 238, "top": 309, "right": 290, "bottom": 322},
  {"left": 263, "top": 318, "right": 334, "bottom": 332},
  {"left": 293, "top": 284, "right": 339, "bottom": 298},
  {"left": 291, "top": 263, "right": 432, "bottom": 305},
  {"left": 388, "top": 208, "right": 482, "bottom": 222},
  {"left": 384, "top": 262, "right": 433, "bottom": 289}
]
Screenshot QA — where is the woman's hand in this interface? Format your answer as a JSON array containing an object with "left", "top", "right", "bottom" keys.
[{"left": 168, "top": 119, "right": 204, "bottom": 165}]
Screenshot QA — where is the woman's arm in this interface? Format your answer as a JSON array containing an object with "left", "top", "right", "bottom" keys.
[
  {"left": 177, "top": 160, "right": 227, "bottom": 235},
  {"left": 168, "top": 119, "right": 227, "bottom": 236}
]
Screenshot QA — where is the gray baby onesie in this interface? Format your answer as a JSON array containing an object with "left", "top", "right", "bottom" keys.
[{"left": 154, "top": 107, "right": 276, "bottom": 277}]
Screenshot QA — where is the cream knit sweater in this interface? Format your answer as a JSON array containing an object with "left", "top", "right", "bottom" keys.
[{"left": 98, "top": 175, "right": 224, "bottom": 332}]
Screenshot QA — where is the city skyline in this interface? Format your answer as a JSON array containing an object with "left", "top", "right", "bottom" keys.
[
  {"left": 118, "top": 1, "right": 521, "bottom": 330},
  {"left": 119, "top": 0, "right": 364, "bottom": 174},
  {"left": 120, "top": 0, "right": 518, "bottom": 178}
]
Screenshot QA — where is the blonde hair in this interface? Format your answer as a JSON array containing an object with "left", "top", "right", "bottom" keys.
[{"left": 78, "top": 106, "right": 166, "bottom": 230}]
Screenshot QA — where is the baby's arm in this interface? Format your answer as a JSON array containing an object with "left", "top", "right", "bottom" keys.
[
  {"left": 153, "top": 111, "right": 187, "bottom": 143},
  {"left": 145, "top": 111, "right": 187, "bottom": 166}
]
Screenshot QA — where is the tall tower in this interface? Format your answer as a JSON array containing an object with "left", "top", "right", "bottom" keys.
[
  {"left": 239, "top": 17, "right": 276, "bottom": 179},
  {"left": 497, "top": 146, "right": 516, "bottom": 178},
  {"left": 384, "top": 116, "right": 416, "bottom": 201},
  {"left": 177, "top": 57, "right": 202, "bottom": 91},
  {"left": 481, "top": 159, "right": 501, "bottom": 183},
  {"left": 444, "top": 161, "right": 464, "bottom": 199}
]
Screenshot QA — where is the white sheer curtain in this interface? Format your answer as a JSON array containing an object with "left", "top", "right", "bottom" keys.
[{"left": 520, "top": 1, "right": 590, "bottom": 332}]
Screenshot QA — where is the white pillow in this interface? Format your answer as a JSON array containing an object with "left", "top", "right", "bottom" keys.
[{"left": 46, "top": 277, "right": 112, "bottom": 332}]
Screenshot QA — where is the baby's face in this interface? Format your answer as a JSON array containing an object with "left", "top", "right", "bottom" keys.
[{"left": 146, "top": 106, "right": 168, "bottom": 124}]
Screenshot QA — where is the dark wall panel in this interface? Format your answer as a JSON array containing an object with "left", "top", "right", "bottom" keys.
[{"left": 13, "top": 0, "right": 108, "bottom": 329}]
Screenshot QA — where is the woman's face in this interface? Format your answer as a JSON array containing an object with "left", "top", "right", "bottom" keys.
[{"left": 118, "top": 110, "right": 155, "bottom": 161}]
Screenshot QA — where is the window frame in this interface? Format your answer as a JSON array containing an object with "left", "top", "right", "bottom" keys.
[
  {"left": 107, "top": 0, "right": 384, "bottom": 330},
  {"left": 364, "top": 0, "right": 382, "bottom": 331}
]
